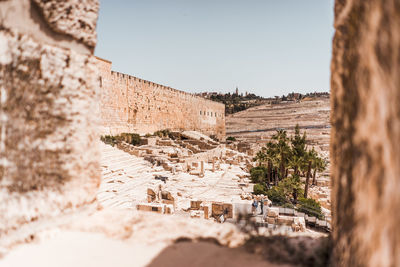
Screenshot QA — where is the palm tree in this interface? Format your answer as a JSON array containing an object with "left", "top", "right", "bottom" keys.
[
  {"left": 289, "top": 155, "right": 303, "bottom": 176},
  {"left": 253, "top": 147, "right": 267, "bottom": 166},
  {"left": 312, "top": 157, "right": 327, "bottom": 185},
  {"left": 267, "top": 160, "right": 273, "bottom": 184},
  {"left": 304, "top": 160, "right": 312, "bottom": 198},
  {"left": 305, "top": 147, "right": 327, "bottom": 186},
  {"left": 291, "top": 124, "right": 307, "bottom": 159},
  {"left": 306, "top": 147, "right": 317, "bottom": 184},
  {"left": 270, "top": 155, "right": 280, "bottom": 186},
  {"left": 279, "top": 174, "right": 302, "bottom": 204},
  {"left": 265, "top": 141, "right": 278, "bottom": 184},
  {"left": 272, "top": 130, "right": 291, "bottom": 180}
]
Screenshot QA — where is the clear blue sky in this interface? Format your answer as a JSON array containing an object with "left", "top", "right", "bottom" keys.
[{"left": 95, "top": 0, "right": 335, "bottom": 98}]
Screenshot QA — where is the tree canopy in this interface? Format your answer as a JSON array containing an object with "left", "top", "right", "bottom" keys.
[{"left": 250, "top": 125, "right": 327, "bottom": 218}]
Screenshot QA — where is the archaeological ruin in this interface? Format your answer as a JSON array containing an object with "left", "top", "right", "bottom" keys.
[{"left": 0, "top": 0, "right": 399, "bottom": 266}]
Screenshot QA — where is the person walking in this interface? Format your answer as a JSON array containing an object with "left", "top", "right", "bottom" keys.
[
  {"left": 252, "top": 199, "right": 258, "bottom": 215},
  {"left": 259, "top": 198, "right": 264, "bottom": 215}
]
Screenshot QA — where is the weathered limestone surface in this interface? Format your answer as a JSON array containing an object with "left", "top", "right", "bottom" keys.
[
  {"left": 331, "top": 0, "right": 400, "bottom": 266},
  {"left": 0, "top": 0, "right": 97, "bottom": 54},
  {"left": 96, "top": 58, "right": 226, "bottom": 140},
  {"left": 0, "top": 0, "right": 100, "bottom": 234},
  {"left": 32, "top": 0, "right": 99, "bottom": 49}
]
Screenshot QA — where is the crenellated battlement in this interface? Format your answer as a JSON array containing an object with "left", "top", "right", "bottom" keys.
[
  {"left": 95, "top": 57, "right": 226, "bottom": 139},
  {"left": 110, "top": 70, "right": 223, "bottom": 107}
]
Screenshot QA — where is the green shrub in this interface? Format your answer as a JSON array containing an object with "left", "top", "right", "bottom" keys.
[
  {"left": 154, "top": 129, "right": 171, "bottom": 138},
  {"left": 101, "top": 133, "right": 141, "bottom": 146},
  {"left": 297, "top": 197, "right": 324, "bottom": 219},
  {"left": 120, "top": 133, "right": 141, "bottom": 145},
  {"left": 266, "top": 187, "right": 289, "bottom": 206},
  {"left": 253, "top": 183, "right": 267, "bottom": 195},
  {"left": 282, "top": 202, "right": 295, "bottom": 209},
  {"left": 226, "top": 136, "right": 236, "bottom": 141},
  {"left": 131, "top": 133, "right": 141, "bottom": 145},
  {"left": 250, "top": 169, "right": 265, "bottom": 184},
  {"left": 209, "top": 135, "right": 218, "bottom": 141},
  {"left": 250, "top": 166, "right": 267, "bottom": 184},
  {"left": 101, "top": 135, "right": 118, "bottom": 146},
  {"left": 276, "top": 174, "right": 303, "bottom": 203}
]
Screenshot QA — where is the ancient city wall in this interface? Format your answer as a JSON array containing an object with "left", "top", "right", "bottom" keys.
[{"left": 96, "top": 57, "right": 226, "bottom": 140}]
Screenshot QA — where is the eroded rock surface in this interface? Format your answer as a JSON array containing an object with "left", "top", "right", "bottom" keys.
[
  {"left": 331, "top": 1, "right": 400, "bottom": 266},
  {"left": 0, "top": 0, "right": 100, "bottom": 235},
  {"left": 32, "top": 0, "right": 99, "bottom": 49}
]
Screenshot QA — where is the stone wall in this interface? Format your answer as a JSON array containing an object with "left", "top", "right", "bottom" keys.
[
  {"left": 0, "top": 0, "right": 100, "bottom": 234},
  {"left": 331, "top": 0, "right": 400, "bottom": 266},
  {"left": 96, "top": 57, "right": 226, "bottom": 140}
]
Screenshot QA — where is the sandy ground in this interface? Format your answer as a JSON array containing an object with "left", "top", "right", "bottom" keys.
[
  {"left": 1, "top": 231, "right": 164, "bottom": 267},
  {"left": 147, "top": 241, "right": 292, "bottom": 267},
  {"left": 0, "top": 208, "right": 248, "bottom": 267},
  {"left": 3, "top": 231, "right": 319, "bottom": 267}
]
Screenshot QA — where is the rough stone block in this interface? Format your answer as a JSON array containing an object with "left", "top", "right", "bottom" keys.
[
  {"left": 211, "top": 202, "right": 233, "bottom": 219},
  {"left": 147, "top": 188, "right": 156, "bottom": 203},
  {"left": 190, "top": 210, "right": 203, "bottom": 218},
  {"left": 190, "top": 200, "right": 202, "bottom": 210},
  {"left": 161, "top": 199, "right": 175, "bottom": 208},
  {"left": 267, "top": 207, "right": 280, "bottom": 218},
  {"left": 0, "top": 27, "right": 100, "bottom": 234},
  {"left": 202, "top": 205, "right": 209, "bottom": 219},
  {"left": 292, "top": 217, "right": 306, "bottom": 232},
  {"left": 277, "top": 216, "right": 293, "bottom": 226},
  {"left": 136, "top": 203, "right": 163, "bottom": 213},
  {"left": 32, "top": 0, "right": 99, "bottom": 49},
  {"left": 164, "top": 204, "right": 174, "bottom": 214},
  {"left": 331, "top": 0, "right": 400, "bottom": 265}
]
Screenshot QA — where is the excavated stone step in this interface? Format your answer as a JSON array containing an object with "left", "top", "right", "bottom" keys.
[
  {"left": 102, "top": 152, "right": 138, "bottom": 162},
  {"left": 105, "top": 159, "right": 146, "bottom": 171},
  {"left": 102, "top": 154, "right": 135, "bottom": 164}
]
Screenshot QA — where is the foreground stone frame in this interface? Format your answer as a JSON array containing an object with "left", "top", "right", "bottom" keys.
[
  {"left": 0, "top": 0, "right": 100, "bottom": 234},
  {"left": 331, "top": 1, "right": 400, "bottom": 266},
  {"left": 0, "top": 0, "right": 399, "bottom": 265}
]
